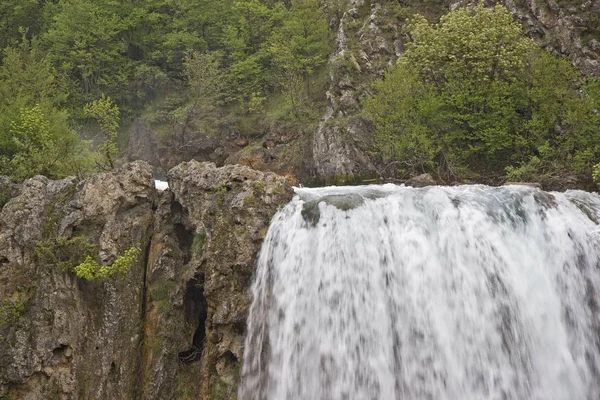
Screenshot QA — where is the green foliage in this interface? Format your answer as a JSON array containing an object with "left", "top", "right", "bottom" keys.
[
  {"left": 149, "top": 279, "right": 176, "bottom": 313},
  {"left": 74, "top": 246, "right": 141, "bottom": 281},
  {"left": 170, "top": 51, "right": 227, "bottom": 145},
  {"left": 269, "top": 0, "right": 330, "bottom": 115},
  {"left": 0, "top": 36, "right": 93, "bottom": 180},
  {"left": 364, "top": 4, "right": 600, "bottom": 183},
  {"left": 35, "top": 237, "right": 99, "bottom": 273},
  {"left": 593, "top": 163, "right": 600, "bottom": 187},
  {"left": 84, "top": 95, "right": 119, "bottom": 170},
  {"left": 192, "top": 232, "right": 207, "bottom": 258},
  {"left": 0, "top": 287, "right": 28, "bottom": 328},
  {"left": 0, "top": 0, "right": 334, "bottom": 176},
  {"left": 44, "top": 0, "right": 129, "bottom": 104}
]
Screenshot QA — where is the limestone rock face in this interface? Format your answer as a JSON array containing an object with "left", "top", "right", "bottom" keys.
[
  {"left": 311, "top": 1, "right": 390, "bottom": 180},
  {"left": 500, "top": 0, "right": 600, "bottom": 77},
  {"left": 446, "top": 0, "right": 600, "bottom": 76},
  {"left": 0, "top": 161, "right": 292, "bottom": 400},
  {"left": 161, "top": 161, "right": 292, "bottom": 400},
  {"left": 0, "top": 161, "right": 155, "bottom": 400}
]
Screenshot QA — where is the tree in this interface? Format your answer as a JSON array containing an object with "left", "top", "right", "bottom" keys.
[
  {"left": 44, "top": 0, "right": 129, "bottom": 104},
  {"left": 0, "top": 0, "right": 48, "bottom": 56},
  {"left": 171, "top": 51, "right": 226, "bottom": 145},
  {"left": 221, "top": 0, "right": 284, "bottom": 111},
  {"left": 84, "top": 95, "right": 120, "bottom": 170},
  {"left": 0, "top": 36, "right": 92, "bottom": 180},
  {"left": 364, "top": 4, "right": 600, "bottom": 183},
  {"left": 269, "top": 0, "right": 330, "bottom": 112}
]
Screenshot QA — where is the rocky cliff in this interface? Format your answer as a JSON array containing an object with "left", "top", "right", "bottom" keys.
[{"left": 0, "top": 161, "right": 292, "bottom": 400}]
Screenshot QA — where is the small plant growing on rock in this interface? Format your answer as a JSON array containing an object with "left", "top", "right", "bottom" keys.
[
  {"left": 192, "top": 232, "right": 206, "bottom": 258},
  {"left": 74, "top": 246, "right": 141, "bottom": 280},
  {"left": 36, "top": 237, "right": 99, "bottom": 273},
  {"left": 0, "top": 287, "right": 28, "bottom": 328}
]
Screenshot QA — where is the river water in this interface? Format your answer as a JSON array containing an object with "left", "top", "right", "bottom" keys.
[{"left": 239, "top": 185, "right": 600, "bottom": 400}]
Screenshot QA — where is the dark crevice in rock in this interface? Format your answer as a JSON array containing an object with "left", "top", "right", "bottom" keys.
[
  {"left": 174, "top": 223, "right": 193, "bottom": 265},
  {"left": 136, "top": 226, "right": 154, "bottom": 400},
  {"left": 51, "top": 344, "right": 70, "bottom": 358},
  {"left": 178, "top": 276, "right": 207, "bottom": 364}
]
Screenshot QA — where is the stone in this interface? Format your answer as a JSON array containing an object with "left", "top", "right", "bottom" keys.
[
  {"left": 504, "top": 182, "right": 543, "bottom": 189},
  {"left": 302, "top": 193, "right": 365, "bottom": 226},
  {"left": 0, "top": 161, "right": 155, "bottom": 399},
  {"left": 0, "top": 160, "right": 292, "bottom": 400},
  {"left": 235, "top": 137, "right": 249, "bottom": 147},
  {"left": 405, "top": 173, "right": 437, "bottom": 188}
]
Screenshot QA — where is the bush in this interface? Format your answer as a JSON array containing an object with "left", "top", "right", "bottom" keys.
[
  {"left": 35, "top": 237, "right": 99, "bottom": 273},
  {"left": 74, "top": 246, "right": 141, "bottom": 280},
  {"left": 364, "top": 4, "right": 600, "bottom": 183},
  {"left": 0, "top": 287, "right": 28, "bottom": 328}
]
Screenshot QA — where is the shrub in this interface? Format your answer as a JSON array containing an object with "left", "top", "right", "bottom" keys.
[
  {"left": 364, "top": 4, "right": 600, "bottom": 183},
  {"left": 35, "top": 237, "right": 99, "bottom": 273},
  {"left": 74, "top": 246, "right": 141, "bottom": 280}
]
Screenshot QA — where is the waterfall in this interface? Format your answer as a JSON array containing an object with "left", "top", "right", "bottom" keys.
[{"left": 239, "top": 185, "right": 600, "bottom": 400}]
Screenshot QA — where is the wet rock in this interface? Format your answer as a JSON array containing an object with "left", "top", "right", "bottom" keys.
[
  {"left": 235, "top": 137, "right": 249, "bottom": 147},
  {"left": 302, "top": 193, "right": 365, "bottom": 225},
  {"left": 406, "top": 173, "right": 437, "bottom": 188},
  {"left": 160, "top": 161, "right": 292, "bottom": 399}
]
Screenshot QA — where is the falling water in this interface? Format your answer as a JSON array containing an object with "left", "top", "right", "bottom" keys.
[{"left": 239, "top": 185, "right": 600, "bottom": 400}]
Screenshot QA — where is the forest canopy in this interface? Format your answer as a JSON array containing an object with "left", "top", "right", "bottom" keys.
[
  {"left": 0, "top": 0, "right": 598, "bottom": 187},
  {"left": 0, "top": 0, "right": 331, "bottom": 180}
]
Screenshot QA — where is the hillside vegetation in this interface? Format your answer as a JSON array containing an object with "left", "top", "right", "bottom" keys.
[
  {"left": 0, "top": 0, "right": 598, "bottom": 187},
  {"left": 364, "top": 4, "right": 600, "bottom": 186},
  {"left": 0, "top": 0, "right": 333, "bottom": 179}
]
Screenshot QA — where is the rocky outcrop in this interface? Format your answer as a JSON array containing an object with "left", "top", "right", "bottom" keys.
[
  {"left": 405, "top": 173, "right": 437, "bottom": 188},
  {"left": 500, "top": 0, "right": 600, "bottom": 77},
  {"left": 141, "top": 162, "right": 292, "bottom": 400},
  {"left": 311, "top": 1, "right": 392, "bottom": 180},
  {"left": 0, "top": 161, "right": 155, "bottom": 400},
  {"left": 0, "top": 161, "right": 292, "bottom": 399}
]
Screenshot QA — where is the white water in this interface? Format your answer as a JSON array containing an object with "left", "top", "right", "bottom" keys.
[{"left": 239, "top": 185, "right": 600, "bottom": 400}]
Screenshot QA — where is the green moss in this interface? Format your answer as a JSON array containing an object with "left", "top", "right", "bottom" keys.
[
  {"left": 42, "top": 181, "right": 77, "bottom": 239},
  {"left": 571, "top": 199, "right": 597, "bottom": 222},
  {"left": 0, "top": 192, "right": 10, "bottom": 209},
  {"left": 0, "top": 287, "right": 29, "bottom": 328},
  {"left": 149, "top": 279, "right": 176, "bottom": 313},
  {"left": 213, "top": 184, "right": 228, "bottom": 194},
  {"left": 243, "top": 193, "right": 257, "bottom": 207},
  {"left": 175, "top": 364, "right": 202, "bottom": 400},
  {"left": 192, "top": 232, "right": 206, "bottom": 258},
  {"left": 251, "top": 180, "right": 265, "bottom": 194},
  {"left": 152, "top": 338, "right": 165, "bottom": 358},
  {"left": 213, "top": 184, "right": 228, "bottom": 207}
]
